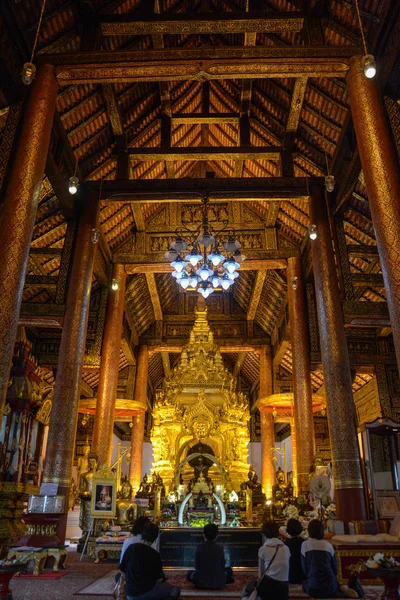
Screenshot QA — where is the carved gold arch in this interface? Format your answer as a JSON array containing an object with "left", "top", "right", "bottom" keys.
[{"left": 174, "top": 452, "right": 227, "bottom": 489}]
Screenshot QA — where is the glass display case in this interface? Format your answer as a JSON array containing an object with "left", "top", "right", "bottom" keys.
[{"left": 27, "top": 495, "right": 65, "bottom": 514}]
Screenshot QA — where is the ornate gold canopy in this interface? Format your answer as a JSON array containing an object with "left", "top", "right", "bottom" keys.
[{"left": 151, "top": 301, "right": 250, "bottom": 492}]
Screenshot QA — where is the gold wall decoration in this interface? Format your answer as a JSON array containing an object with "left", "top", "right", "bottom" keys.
[{"left": 150, "top": 302, "right": 250, "bottom": 492}]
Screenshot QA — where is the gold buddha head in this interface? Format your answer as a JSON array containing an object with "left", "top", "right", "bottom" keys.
[{"left": 120, "top": 479, "right": 133, "bottom": 500}]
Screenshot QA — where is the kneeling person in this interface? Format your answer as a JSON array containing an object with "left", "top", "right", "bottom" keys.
[
  {"left": 120, "top": 521, "right": 180, "bottom": 600},
  {"left": 187, "top": 523, "right": 234, "bottom": 589}
]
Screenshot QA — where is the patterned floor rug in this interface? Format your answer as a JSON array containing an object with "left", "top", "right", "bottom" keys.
[{"left": 74, "top": 570, "right": 384, "bottom": 599}]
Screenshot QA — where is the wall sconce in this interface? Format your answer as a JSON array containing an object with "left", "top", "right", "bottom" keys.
[{"left": 290, "top": 277, "right": 298, "bottom": 290}]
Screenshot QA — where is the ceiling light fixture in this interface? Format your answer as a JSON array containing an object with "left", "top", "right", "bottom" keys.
[
  {"left": 324, "top": 151, "right": 335, "bottom": 193},
  {"left": 68, "top": 158, "right": 79, "bottom": 195},
  {"left": 165, "top": 196, "right": 244, "bottom": 295},
  {"left": 22, "top": 0, "right": 47, "bottom": 85},
  {"left": 354, "top": 0, "right": 376, "bottom": 79},
  {"left": 308, "top": 224, "right": 317, "bottom": 240}
]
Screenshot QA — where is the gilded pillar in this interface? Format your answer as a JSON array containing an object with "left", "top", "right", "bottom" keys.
[
  {"left": 41, "top": 188, "right": 100, "bottom": 542},
  {"left": 347, "top": 57, "right": 400, "bottom": 371},
  {"left": 287, "top": 256, "right": 315, "bottom": 491},
  {"left": 310, "top": 180, "right": 366, "bottom": 522},
  {"left": 258, "top": 346, "right": 275, "bottom": 498},
  {"left": 92, "top": 263, "right": 127, "bottom": 466},
  {"left": 129, "top": 345, "right": 148, "bottom": 492},
  {"left": 0, "top": 64, "right": 58, "bottom": 415}
]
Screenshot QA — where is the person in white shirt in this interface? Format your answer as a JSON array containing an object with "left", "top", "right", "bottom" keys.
[
  {"left": 120, "top": 516, "right": 151, "bottom": 561},
  {"left": 257, "top": 521, "right": 290, "bottom": 600}
]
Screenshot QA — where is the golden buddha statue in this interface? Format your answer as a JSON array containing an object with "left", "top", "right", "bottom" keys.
[
  {"left": 116, "top": 478, "right": 137, "bottom": 527},
  {"left": 77, "top": 438, "right": 90, "bottom": 489},
  {"left": 272, "top": 466, "right": 285, "bottom": 500},
  {"left": 136, "top": 473, "right": 151, "bottom": 498},
  {"left": 79, "top": 454, "right": 98, "bottom": 538}
]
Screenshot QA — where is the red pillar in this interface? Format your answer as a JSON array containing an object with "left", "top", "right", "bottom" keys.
[
  {"left": 129, "top": 346, "right": 148, "bottom": 493},
  {"left": 310, "top": 180, "right": 366, "bottom": 522},
  {"left": 0, "top": 65, "right": 58, "bottom": 414},
  {"left": 287, "top": 256, "right": 315, "bottom": 492},
  {"left": 258, "top": 346, "right": 275, "bottom": 498},
  {"left": 92, "top": 263, "right": 127, "bottom": 466},
  {"left": 41, "top": 188, "right": 100, "bottom": 544}
]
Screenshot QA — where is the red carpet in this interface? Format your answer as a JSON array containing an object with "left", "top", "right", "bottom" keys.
[
  {"left": 15, "top": 570, "right": 68, "bottom": 580},
  {"left": 74, "top": 569, "right": 383, "bottom": 598}
]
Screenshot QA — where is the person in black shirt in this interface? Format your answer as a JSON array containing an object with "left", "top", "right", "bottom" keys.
[
  {"left": 120, "top": 521, "right": 180, "bottom": 600},
  {"left": 187, "top": 523, "right": 234, "bottom": 589},
  {"left": 284, "top": 518, "right": 305, "bottom": 584}
]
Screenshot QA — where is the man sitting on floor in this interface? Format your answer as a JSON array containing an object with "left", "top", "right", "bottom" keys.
[
  {"left": 120, "top": 521, "right": 180, "bottom": 600},
  {"left": 187, "top": 523, "right": 234, "bottom": 590}
]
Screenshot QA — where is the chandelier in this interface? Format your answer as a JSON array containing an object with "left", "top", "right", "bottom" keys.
[{"left": 165, "top": 197, "right": 245, "bottom": 298}]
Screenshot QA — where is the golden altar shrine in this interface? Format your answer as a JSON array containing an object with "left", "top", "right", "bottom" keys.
[{"left": 150, "top": 302, "right": 250, "bottom": 495}]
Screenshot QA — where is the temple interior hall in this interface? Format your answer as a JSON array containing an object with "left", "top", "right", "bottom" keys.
[{"left": 3, "top": 0, "right": 400, "bottom": 598}]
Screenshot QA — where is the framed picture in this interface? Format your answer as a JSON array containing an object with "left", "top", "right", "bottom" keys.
[
  {"left": 90, "top": 465, "right": 117, "bottom": 519},
  {"left": 377, "top": 494, "right": 400, "bottom": 518}
]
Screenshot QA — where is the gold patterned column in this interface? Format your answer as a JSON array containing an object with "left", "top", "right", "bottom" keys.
[
  {"left": 41, "top": 188, "right": 100, "bottom": 543},
  {"left": 129, "top": 346, "right": 148, "bottom": 493},
  {"left": 0, "top": 64, "right": 58, "bottom": 415},
  {"left": 92, "top": 263, "right": 127, "bottom": 466},
  {"left": 310, "top": 180, "right": 366, "bottom": 522},
  {"left": 258, "top": 346, "right": 275, "bottom": 498},
  {"left": 347, "top": 57, "right": 400, "bottom": 372},
  {"left": 287, "top": 256, "right": 315, "bottom": 492}
]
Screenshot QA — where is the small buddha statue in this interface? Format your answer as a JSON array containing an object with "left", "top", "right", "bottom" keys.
[
  {"left": 79, "top": 454, "right": 98, "bottom": 498},
  {"left": 251, "top": 473, "right": 266, "bottom": 507},
  {"left": 238, "top": 482, "right": 247, "bottom": 508},
  {"left": 116, "top": 478, "right": 137, "bottom": 527},
  {"left": 272, "top": 489, "right": 285, "bottom": 521},
  {"left": 136, "top": 473, "right": 151, "bottom": 498},
  {"left": 272, "top": 466, "right": 285, "bottom": 501}
]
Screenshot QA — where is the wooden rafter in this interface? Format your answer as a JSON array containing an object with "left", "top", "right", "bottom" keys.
[
  {"left": 160, "top": 351, "right": 171, "bottom": 377},
  {"left": 145, "top": 273, "right": 163, "bottom": 321},
  {"left": 233, "top": 351, "right": 248, "bottom": 377},
  {"left": 247, "top": 271, "right": 267, "bottom": 321},
  {"left": 282, "top": 77, "right": 308, "bottom": 177}
]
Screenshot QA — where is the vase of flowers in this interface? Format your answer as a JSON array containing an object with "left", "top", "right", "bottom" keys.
[
  {"left": 283, "top": 504, "right": 299, "bottom": 522},
  {"left": 366, "top": 554, "right": 400, "bottom": 599},
  {"left": 324, "top": 503, "right": 337, "bottom": 533}
]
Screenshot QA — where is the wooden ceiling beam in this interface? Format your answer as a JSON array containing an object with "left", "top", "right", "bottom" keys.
[
  {"left": 118, "top": 253, "right": 294, "bottom": 272},
  {"left": 100, "top": 13, "right": 305, "bottom": 36},
  {"left": 351, "top": 273, "right": 384, "bottom": 287},
  {"left": 148, "top": 344, "right": 264, "bottom": 353},
  {"left": 172, "top": 113, "right": 239, "bottom": 125},
  {"left": 87, "top": 176, "right": 315, "bottom": 201},
  {"left": 47, "top": 46, "right": 360, "bottom": 85},
  {"left": 347, "top": 245, "right": 379, "bottom": 256},
  {"left": 126, "top": 147, "right": 281, "bottom": 162}
]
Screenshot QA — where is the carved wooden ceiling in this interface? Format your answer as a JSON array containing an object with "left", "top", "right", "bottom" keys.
[{"left": 1, "top": 0, "right": 399, "bottom": 402}]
